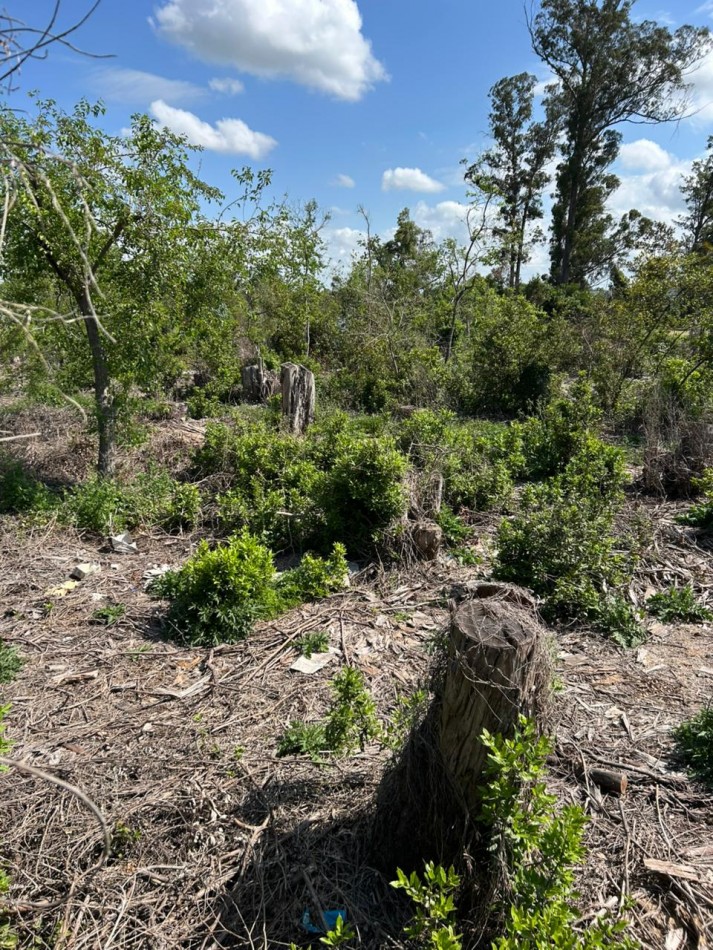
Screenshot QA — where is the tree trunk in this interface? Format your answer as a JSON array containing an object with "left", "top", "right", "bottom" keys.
[
  {"left": 280, "top": 362, "right": 315, "bottom": 435},
  {"left": 80, "top": 294, "right": 116, "bottom": 477},
  {"left": 439, "top": 595, "right": 546, "bottom": 818}
]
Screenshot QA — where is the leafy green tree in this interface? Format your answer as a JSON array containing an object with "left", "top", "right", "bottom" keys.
[
  {"left": 465, "top": 73, "right": 559, "bottom": 290},
  {"left": 530, "top": 0, "right": 709, "bottom": 285},
  {"left": 0, "top": 97, "right": 222, "bottom": 473},
  {"left": 680, "top": 137, "right": 713, "bottom": 255}
]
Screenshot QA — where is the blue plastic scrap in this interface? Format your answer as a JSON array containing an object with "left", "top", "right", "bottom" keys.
[{"left": 301, "top": 908, "right": 348, "bottom": 934}]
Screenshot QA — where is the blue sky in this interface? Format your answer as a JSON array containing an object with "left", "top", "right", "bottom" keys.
[{"left": 15, "top": 0, "right": 713, "bottom": 271}]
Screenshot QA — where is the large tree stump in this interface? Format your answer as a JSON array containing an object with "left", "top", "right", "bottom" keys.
[
  {"left": 439, "top": 595, "right": 546, "bottom": 817},
  {"left": 241, "top": 358, "right": 280, "bottom": 404},
  {"left": 372, "top": 585, "right": 546, "bottom": 872},
  {"left": 281, "top": 362, "right": 315, "bottom": 435}
]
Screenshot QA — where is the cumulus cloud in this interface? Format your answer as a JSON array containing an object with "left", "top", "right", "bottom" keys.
[
  {"left": 618, "top": 139, "right": 674, "bottom": 172},
  {"left": 324, "top": 225, "right": 365, "bottom": 264},
  {"left": 610, "top": 139, "right": 692, "bottom": 224},
  {"left": 209, "top": 77, "right": 245, "bottom": 94},
  {"left": 153, "top": 0, "right": 386, "bottom": 101},
  {"left": 685, "top": 48, "right": 713, "bottom": 125},
  {"left": 382, "top": 167, "right": 445, "bottom": 194},
  {"left": 332, "top": 173, "right": 355, "bottom": 188},
  {"left": 411, "top": 200, "right": 472, "bottom": 242},
  {"left": 93, "top": 67, "right": 206, "bottom": 105},
  {"left": 150, "top": 100, "right": 277, "bottom": 158}
]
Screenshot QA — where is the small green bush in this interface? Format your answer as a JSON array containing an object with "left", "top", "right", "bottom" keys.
[
  {"left": 482, "top": 718, "right": 638, "bottom": 950},
  {"left": 391, "top": 862, "right": 462, "bottom": 949},
  {"left": 672, "top": 704, "right": 713, "bottom": 787},
  {"left": 277, "top": 543, "right": 348, "bottom": 608},
  {"left": 678, "top": 469, "right": 713, "bottom": 527},
  {"left": 151, "top": 529, "right": 281, "bottom": 646},
  {"left": 278, "top": 666, "right": 381, "bottom": 760},
  {"left": 297, "top": 630, "right": 330, "bottom": 658},
  {"left": 92, "top": 604, "right": 126, "bottom": 626},
  {"left": 277, "top": 721, "right": 327, "bottom": 760},
  {"left": 321, "top": 436, "right": 407, "bottom": 550},
  {"left": 515, "top": 379, "right": 602, "bottom": 480},
  {"left": 594, "top": 596, "right": 647, "bottom": 648},
  {"left": 647, "top": 585, "right": 713, "bottom": 623},
  {"left": 436, "top": 507, "right": 471, "bottom": 545},
  {"left": 323, "top": 666, "right": 381, "bottom": 754},
  {"left": 495, "top": 438, "right": 629, "bottom": 621},
  {"left": 63, "top": 471, "right": 201, "bottom": 535},
  {"left": 0, "top": 642, "right": 21, "bottom": 683},
  {"left": 0, "top": 460, "right": 56, "bottom": 516},
  {"left": 199, "top": 422, "right": 321, "bottom": 549},
  {"left": 153, "top": 533, "right": 348, "bottom": 647}
]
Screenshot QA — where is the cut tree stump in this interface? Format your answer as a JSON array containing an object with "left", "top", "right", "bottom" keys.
[
  {"left": 241, "top": 358, "right": 280, "bottom": 404},
  {"left": 439, "top": 593, "right": 546, "bottom": 817},
  {"left": 281, "top": 362, "right": 315, "bottom": 435}
]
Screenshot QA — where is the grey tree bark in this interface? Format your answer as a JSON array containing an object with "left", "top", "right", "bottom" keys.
[{"left": 280, "top": 362, "right": 315, "bottom": 435}]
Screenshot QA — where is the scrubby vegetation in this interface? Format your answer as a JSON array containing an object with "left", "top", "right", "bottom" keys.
[
  {"left": 3, "top": 1, "right": 713, "bottom": 947},
  {"left": 673, "top": 705, "right": 713, "bottom": 787}
]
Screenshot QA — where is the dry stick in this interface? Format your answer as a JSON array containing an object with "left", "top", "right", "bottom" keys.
[
  {"left": 0, "top": 756, "right": 110, "bottom": 914},
  {"left": 0, "top": 432, "right": 41, "bottom": 442}
]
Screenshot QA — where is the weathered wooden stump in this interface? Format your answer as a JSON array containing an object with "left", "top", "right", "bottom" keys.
[
  {"left": 281, "top": 362, "right": 315, "bottom": 435},
  {"left": 241, "top": 358, "right": 280, "bottom": 404},
  {"left": 372, "top": 584, "right": 546, "bottom": 870},
  {"left": 411, "top": 521, "right": 443, "bottom": 560},
  {"left": 439, "top": 594, "right": 546, "bottom": 817}
]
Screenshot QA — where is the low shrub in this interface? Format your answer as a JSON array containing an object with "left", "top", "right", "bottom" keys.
[
  {"left": 672, "top": 704, "right": 713, "bottom": 787},
  {"left": 0, "top": 460, "right": 56, "bottom": 516},
  {"left": 495, "top": 437, "right": 630, "bottom": 621},
  {"left": 320, "top": 436, "right": 407, "bottom": 551},
  {"left": 63, "top": 470, "right": 201, "bottom": 535},
  {"left": 276, "top": 721, "right": 327, "bottom": 760},
  {"left": 391, "top": 863, "right": 462, "bottom": 949},
  {"left": 514, "top": 378, "right": 602, "bottom": 480},
  {"left": 323, "top": 666, "right": 381, "bottom": 754},
  {"left": 593, "top": 596, "right": 647, "bottom": 648},
  {"left": 678, "top": 469, "right": 713, "bottom": 528},
  {"left": 151, "top": 529, "right": 281, "bottom": 646},
  {"left": 297, "top": 630, "right": 330, "bottom": 658},
  {"left": 152, "top": 532, "right": 348, "bottom": 647},
  {"left": 647, "top": 585, "right": 713, "bottom": 623},
  {"left": 277, "top": 543, "right": 348, "bottom": 608},
  {"left": 0, "top": 642, "right": 21, "bottom": 683},
  {"left": 199, "top": 422, "right": 321, "bottom": 549},
  {"left": 482, "top": 718, "right": 638, "bottom": 950},
  {"left": 91, "top": 603, "right": 127, "bottom": 626},
  {"left": 278, "top": 666, "right": 381, "bottom": 760}
]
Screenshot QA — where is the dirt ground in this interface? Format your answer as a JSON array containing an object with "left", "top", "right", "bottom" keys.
[{"left": 0, "top": 411, "right": 712, "bottom": 949}]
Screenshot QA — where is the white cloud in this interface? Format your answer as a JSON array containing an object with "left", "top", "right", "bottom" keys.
[
  {"left": 323, "top": 226, "right": 365, "bottom": 268},
  {"left": 610, "top": 142, "right": 692, "bottom": 224},
  {"left": 94, "top": 67, "right": 206, "bottom": 105},
  {"left": 618, "top": 139, "right": 674, "bottom": 173},
  {"left": 382, "top": 167, "right": 446, "bottom": 194},
  {"left": 153, "top": 0, "right": 386, "bottom": 101},
  {"left": 150, "top": 99, "right": 277, "bottom": 158},
  {"left": 332, "top": 173, "right": 355, "bottom": 188},
  {"left": 411, "top": 200, "right": 471, "bottom": 242},
  {"left": 686, "top": 48, "right": 713, "bottom": 125},
  {"left": 209, "top": 77, "right": 245, "bottom": 95}
]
